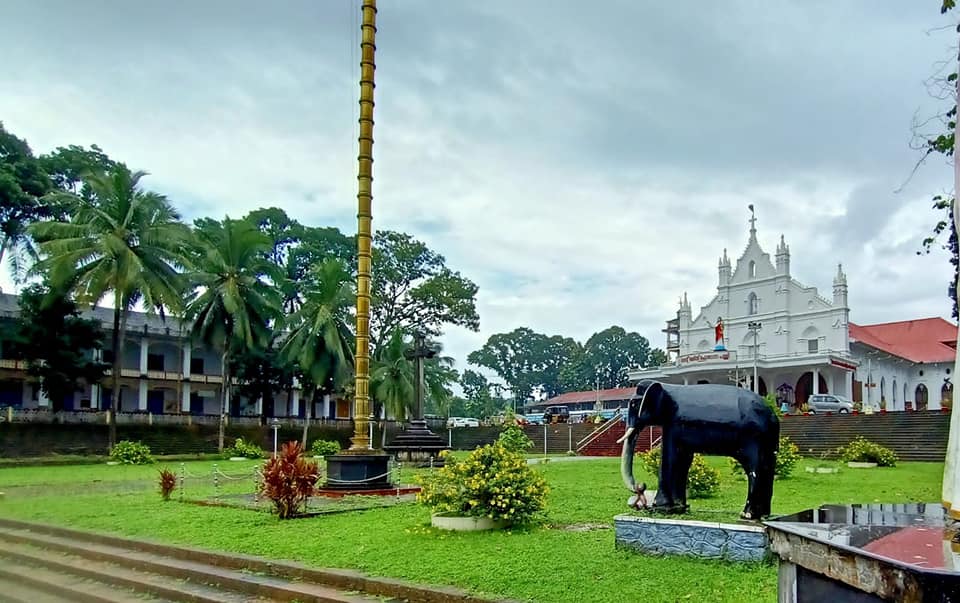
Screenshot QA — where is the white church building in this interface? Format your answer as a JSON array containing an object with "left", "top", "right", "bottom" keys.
[{"left": 628, "top": 211, "right": 956, "bottom": 412}]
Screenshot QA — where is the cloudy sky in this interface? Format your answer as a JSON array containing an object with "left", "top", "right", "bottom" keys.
[{"left": 1, "top": 1, "right": 957, "bottom": 376}]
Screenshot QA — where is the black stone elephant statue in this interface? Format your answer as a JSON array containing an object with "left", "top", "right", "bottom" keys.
[{"left": 619, "top": 379, "right": 780, "bottom": 519}]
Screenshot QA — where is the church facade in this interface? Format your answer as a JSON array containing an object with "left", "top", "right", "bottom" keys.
[{"left": 627, "top": 211, "right": 956, "bottom": 412}]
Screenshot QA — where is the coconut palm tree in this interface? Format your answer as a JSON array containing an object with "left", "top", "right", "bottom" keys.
[
  {"left": 424, "top": 353, "right": 458, "bottom": 418},
  {"left": 371, "top": 329, "right": 415, "bottom": 447},
  {"left": 280, "top": 258, "right": 355, "bottom": 448},
  {"left": 185, "top": 217, "right": 280, "bottom": 452},
  {"left": 29, "top": 167, "right": 189, "bottom": 448}
]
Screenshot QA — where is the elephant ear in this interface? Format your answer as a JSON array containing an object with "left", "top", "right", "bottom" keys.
[{"left": 635, "top": 380, "right": 664, "bottom": 417}]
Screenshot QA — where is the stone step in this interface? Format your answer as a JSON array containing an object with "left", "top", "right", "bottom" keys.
[
  {"left": 0, "top": 528, "right": 391, "bottom": 603},
  {"left": 0, "top": 561, "right": 171, "bottom": 603},
  {"left": 0, "top": 519, "right": 497, "bottom": 603},
  {"left": 0, "top": 541, "right": 261, "bottom": 603}
]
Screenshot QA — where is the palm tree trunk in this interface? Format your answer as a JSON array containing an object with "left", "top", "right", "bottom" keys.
[
  {"left": 219, "top": 348, "right": 229, "bottom": 452},
  {"left": 300, "top": 388, "right": 313, "bottom": 449},
  {"left": 108, "top": 302, "right": 123, "bottom": 450}
]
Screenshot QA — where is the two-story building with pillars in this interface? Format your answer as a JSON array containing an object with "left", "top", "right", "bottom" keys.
[
  {"left": 0, "top": 293, "right": 351, "bottom": 419},
  {"left": 627, "top": 211, "right": 957, "bottom": 412}
]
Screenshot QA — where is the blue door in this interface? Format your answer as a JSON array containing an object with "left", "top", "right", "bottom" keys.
[
  {"left": 190, "top": 392, "right": 204, "bottom": 415},
  {"left": 147, "top": 390, "right": 165, "bottom": 414}
]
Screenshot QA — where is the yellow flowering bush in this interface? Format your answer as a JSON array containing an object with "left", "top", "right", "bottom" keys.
[{"left": 415, "top": 442, "right": 549, "bottom": 524}]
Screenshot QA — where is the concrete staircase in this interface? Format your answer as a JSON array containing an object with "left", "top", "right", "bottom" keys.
[
  {"left": 779, "top": 411, "right": 951, "bottom": 462},
  {"left": 0, "top": 518, "right": 509, "bottom": 603}
]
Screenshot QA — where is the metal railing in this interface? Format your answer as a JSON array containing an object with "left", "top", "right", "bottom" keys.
[{"left": 575, "top": 409, "right": 623, "bottom": 452}]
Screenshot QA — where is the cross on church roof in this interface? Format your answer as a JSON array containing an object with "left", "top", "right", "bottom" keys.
[{"left": 748, "top": 204, "right": 757, "bottom": 233}]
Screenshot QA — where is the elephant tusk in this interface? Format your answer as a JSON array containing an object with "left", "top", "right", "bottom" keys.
[{"left": 616, "top": 426, "right": 636, "bottom": 444}]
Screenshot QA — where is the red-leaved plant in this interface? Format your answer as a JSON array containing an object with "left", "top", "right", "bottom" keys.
[
  {"left": 158, "top": 468, "right": 177, "bottom": 501},
  {"left": 258, "top": 441, "right": 319, "bottom": 519}
]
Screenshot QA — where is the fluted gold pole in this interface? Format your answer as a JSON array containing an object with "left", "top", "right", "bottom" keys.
[{"left": 349, "top": 0, "right": 377, "bottom": 451}]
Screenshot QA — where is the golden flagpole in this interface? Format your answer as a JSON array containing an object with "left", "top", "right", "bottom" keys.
[{"left": 348, "top": 0, "right": 377, "bottom": 451}]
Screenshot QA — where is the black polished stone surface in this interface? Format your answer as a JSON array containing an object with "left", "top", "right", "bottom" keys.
[
  {"left": 769, "top": 504, "right": 958, "bottom": 571},
  {"left": 324, "top": 453, "right": 392, "bottom": 490},
  {"left": 766, "top": 504, "right": 960, "bottom": 602}
]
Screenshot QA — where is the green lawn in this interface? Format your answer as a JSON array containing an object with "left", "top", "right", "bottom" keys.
[{"left": 0, "top": 456, "right": 945, "bottom": 603}]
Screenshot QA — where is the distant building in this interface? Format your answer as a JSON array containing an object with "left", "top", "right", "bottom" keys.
[
  {"left": 0, "top": 293, "right": 352, "bottom": 418},
  {"left": 622, "top": 211, "right": 956, "bottom": 411}
]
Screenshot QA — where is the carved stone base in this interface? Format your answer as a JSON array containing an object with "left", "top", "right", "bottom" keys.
[{"left": 384, "top": 420, "right": 448, "bottom": 466}]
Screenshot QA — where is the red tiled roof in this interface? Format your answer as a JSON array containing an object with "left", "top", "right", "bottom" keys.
[
  {"left": 849, "top": 318, "right": 958, "bottom": 364},
  {"left": 536, "top": 387, "right": 635, "bottom": 407}
]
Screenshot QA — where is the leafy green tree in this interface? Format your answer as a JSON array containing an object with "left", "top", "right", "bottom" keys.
[
  {"left": 280, "top": 258, "right": 355, "bottom": 447},
  {"left": 185, "top": 217, "right": 281, "bottom": 451},
  {"left": 370, "top": 231, "right": 479, "bottom": 356},
  {"left": 9, "top": 283, "right": 108, "bottom": 412},
  {"left": 0, "top": 123, "right": 53, "bottom": 284},
  {"left": 583, "top": 326, "right": 653, "bottom": 389},
  {"left": 231, "top": 336, "right": 295, "bottom": 421},
  {"left": 30, "top": 166, "right": 189, "bottom": 448},
  {"left": 648, "top": 348, "right": 668, "bottom": 367},
  {"left": 283, "top": 225, "right": 355, "bottom": 313},
  {"left": 39, "top": 144, "right": 121, "bottom": 199},
  {"left": 467, "top": 327, "right": 580, "bottom": 403}
]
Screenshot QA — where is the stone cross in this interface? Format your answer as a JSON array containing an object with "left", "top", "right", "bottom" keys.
[{"left": 404, "top": 331, "right": 438, "bottom": 421}]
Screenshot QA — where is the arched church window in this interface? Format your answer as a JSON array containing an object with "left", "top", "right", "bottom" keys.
[
  {"left": 748, "top": 292, "right": 758, "bottom": 315},
  {"left": 749, "top": 261, "right": 756, "bottom": 278}
]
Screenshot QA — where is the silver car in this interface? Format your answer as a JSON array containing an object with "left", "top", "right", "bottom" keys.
[{"left": 807, "top": 394, "right": 854, "bottom": 414}]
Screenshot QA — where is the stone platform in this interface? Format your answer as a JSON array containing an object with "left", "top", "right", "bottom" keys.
[{"left": 614, "top": 514, "right": 769, "bottom": 562}]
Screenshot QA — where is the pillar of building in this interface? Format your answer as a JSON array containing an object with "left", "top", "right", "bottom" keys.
[
  {"left": 139, "top": 339, "right": 149, "bottom": 374},
  {"left": 181, "top": 343, "right": 191, "bottom": 378},
  {"left": 255, "top": 396, "right": 263, "bottom": 416},
  {"left": 845, "top": 371, "right": 853, "bottom": 400},
  {"left": 291, "top": 387, "right": 301, "bottom": 418},
  {"left": 91, "top": 383, "right": 101, "bottom": 410},
  {"left": 38, "top": 381, "right": 49, "bottom": 408},
  {"left": 138, "top": 380, "right": 148, "bottom": 411},
  {"left": 181, "top": 381, "right": 191, "bottom": 412},
  {"left": 813, "top": 368, "right": 820, "bottom": 395}
]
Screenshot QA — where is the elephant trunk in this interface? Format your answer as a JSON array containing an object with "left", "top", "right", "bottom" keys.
[{"left": 620, "top": 423, "right": 641, "bottom": 492}]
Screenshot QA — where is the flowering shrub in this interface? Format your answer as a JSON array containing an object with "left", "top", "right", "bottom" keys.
[
  {"left": 416, "top": 442, "right": 549, "bottom": 524},
  {"left": 638, "top": 446, "right": 720, "bottom": 498},
  {"left": 496, "top": 425, "right": 533, "bottom": 454},
  {"left": 728, "top": 436, "right": 800, "bottom": 479},
  {"left": 258, "top": 441, "right": 319, "bottom": 519},
  {"left": 837, "top": 436, "right": 898, "bottom": 467},
  {"left": 225, "top": 437, "right": 265, "bottom": 459},
  {"left": 158, "top": 468, "right": 177, "bottom": 501},
  {"left": 110, "top": 440, "right": 154, "bottom": 465},
  {"left": 310, "top": 439, "right": 341, "bottom": 457}
]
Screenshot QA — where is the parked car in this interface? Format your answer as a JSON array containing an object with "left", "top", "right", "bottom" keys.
[
  {"left": 542, "top": 405, "right": 570, "bottom": 424},
  {"left": 807, "top": 394, "right": 855, "bottom": 414},
  {"left": 524, "top": 413, "right": 544, "bottom": 425},
  {"left": 447, "top": 417, "right": 480, "bottom": 428}
]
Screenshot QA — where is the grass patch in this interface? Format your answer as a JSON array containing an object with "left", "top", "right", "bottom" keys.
[{"left": 0, "top": 456, "right": 944, "bottom": 602}]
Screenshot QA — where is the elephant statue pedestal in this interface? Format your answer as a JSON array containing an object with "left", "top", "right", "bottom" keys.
[{"left": 619, "top": 380, "right": 780, "bottom": 520}]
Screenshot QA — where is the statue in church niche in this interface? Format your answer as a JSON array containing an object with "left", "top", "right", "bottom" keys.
[
  {"left": 618, "top": 379, "right": 780, "bottom": 519},
  {"left": 714, "top": 317, "right": 726, "bottom": 351}
]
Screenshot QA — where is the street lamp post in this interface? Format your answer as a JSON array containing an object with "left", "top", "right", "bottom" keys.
[
  {"left": 270, "top": 418, "right": 281, "bottom": 457},
  {"left": 747, "top": 321, "right": 762, "bottom": 394}
]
